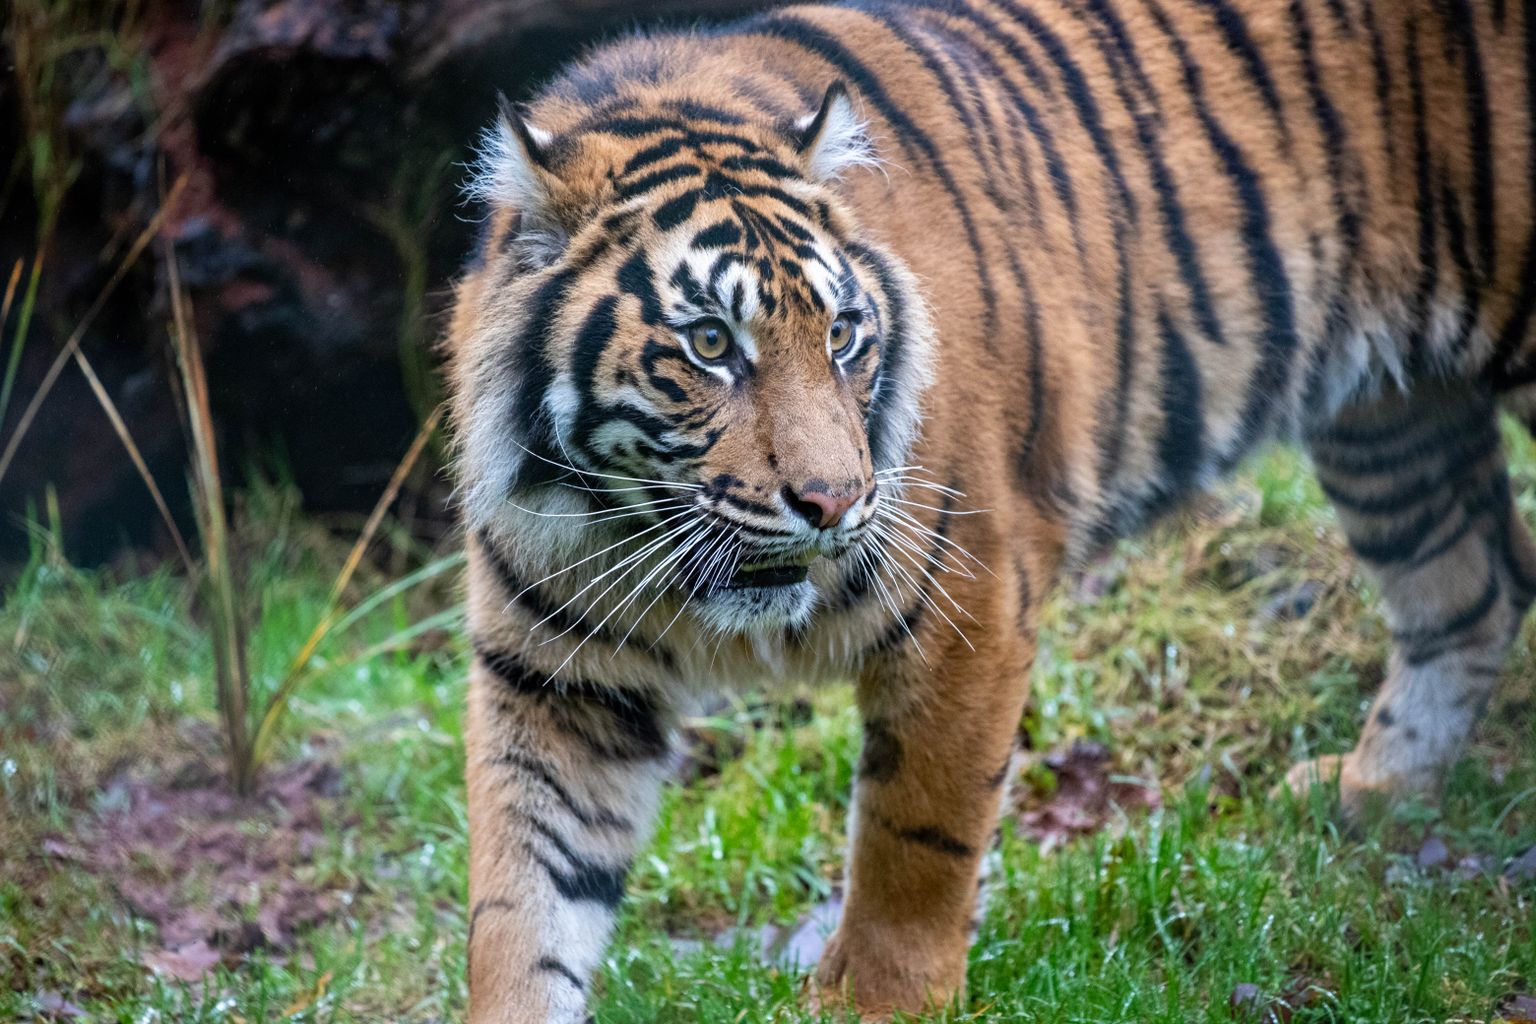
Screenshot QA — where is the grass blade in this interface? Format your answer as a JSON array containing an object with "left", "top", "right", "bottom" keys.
[
  {"left": 0, "top": 248, "right": 45, "bottom": 432},
  {"left": 250, "top": 403, "right": 444, "bottom": 767},
  {"left": 67, "top": 345, "right": 196, "bottom": 576},
  {"left": 0, "top": 173, "right": 187, "bottom": 488},
  {"left": 166, "top": 239, "right": 255, "bottom": 793}
]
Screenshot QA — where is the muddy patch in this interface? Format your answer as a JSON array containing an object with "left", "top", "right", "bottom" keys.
[{"left": 41, "top": 755, "right": 357, "bottom": 980}]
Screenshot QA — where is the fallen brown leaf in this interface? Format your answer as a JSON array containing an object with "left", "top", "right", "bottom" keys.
[
  {"left": 1015, "top": 740, "right": 1160, "bottom": 850},
  {"left": 142, "top": 939, "right": 222, "bottom": 982},
  {"left": 1228, "top": 973, "right": 1333, "bottom": 1024},
  {"left": 282, "top": 969, "right": 333, "bottom": 1017}
]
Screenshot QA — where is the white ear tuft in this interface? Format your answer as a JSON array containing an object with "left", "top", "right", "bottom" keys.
[
  {"left": 795, "top": 81, "right": 877, "bottom": 182},
  {"left": 464, "top": 97, "right": 555, "bottom": 213}
]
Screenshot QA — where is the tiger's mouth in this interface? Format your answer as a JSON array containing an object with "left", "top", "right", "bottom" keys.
[{"left": 722, "top": 549, "right": 819, "bottom": 590}]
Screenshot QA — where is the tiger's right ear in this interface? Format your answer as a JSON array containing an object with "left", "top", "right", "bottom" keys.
[{"left": 465, "top": 94, "right": 559, "bottom": 216}]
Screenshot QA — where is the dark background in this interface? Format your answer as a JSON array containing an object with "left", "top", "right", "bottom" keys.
[{"left": 0, "top": 0, "right": 779, "bottom": 568}]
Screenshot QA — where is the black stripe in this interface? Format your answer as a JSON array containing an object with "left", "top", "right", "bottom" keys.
[
  {"left": 497, "top": 750, "right": 634, "bottom": 832},
  {"left": 567, "top": 293, "right": 625, "bottom": 464},
  {"left": 1288, "top": 0, "right": 1362, "bottom": 293},
  {"left": 1405, "top": 16, "right": 1439, "bottom": 374},
  {"left": 744, "top": 12, "right": 999, "bottom": 324},
  {"left": 1318, "top": 444, "right": 1497, "bottom": 517},
  {"left": 477, "top": 646, "right": 670, "bottom": 761},
  {"left": 536, "top": 956, "right": 585, "bottom": 990},
  {"left": 845, "top": 241, "right": 912, "bottom": 468},
  {"left": 914, "top": 13, "right": 1013, "bottom": 193},
  {"left": 1014, "top": 260, "right": 1076, "bottom": 514},
  {"left": 1094, "top": 240, "right": 1138, "bottom": 487},
  {"left": 693, "top": 220, "right": 742, "bottom": 250},
  {"left": 530, "top": 849, "right": 629, "bottom": 906},
  {"left": 1308, "top": 405, "right": 1497, "bottom": 476},
  {"left": 656, "top": 98, "right": 749, "bottom": 124},
  {"left": 620, "top": 136, "right": 689, "bottom": 176},
  {"left": 1154, "top": 308, "right": 1204, "bottom": 500},
  {"left": 1191, "top": 0, "right": 1290, "bottom": 151},
  {"left": 1059, "top": 0, "right": 1229, "bottom": 356},
  {"left": 858, "top": 718, "right": 904, "bottom": 782},
  {"left": 870, "top": 599, "right": 925, "bottom": 654},
  {"left": 1442, "top": 0, "right": 1496, "bottom": 280},
  {"left": 511, "top": 270, "right": 577, "bottom": 487},
  {"left": 874, "top": 11, "right": 1036, "bottom": 354},
  {"left": 1146, "top": 0, "right": 1298, "bottom": 453},
  {"left": 1341, "top": 468, "right": 1505, "bottom": 568},
  {"left": 1394, "top": 571, "right": 1501, "bottom": 666},
  {"left": 580, "top": 116, "right": 758, "bottom": 147},
  {"left": 466, "top": 897, "right": 517, "bottom": 954},
  {"left": 1358, "top": 0, "right": 1397, "bottom": 170},
  {"left": 1344, "top": 501, "right": 1452, "bottom": 565},
  {"left": 875, "top": 814, "right": 974, "bottom": 858},
  {"left": 1487, "top": 0, "right": 1536, "bottom": 386},
  {"left": 986, "top": 754, "right": 1013, "bottom": 789},
  {"left": 617, "top": 162, "right": 700, "bottom": 201},
  {"left": 653, "top": 191, "right": 699, "bottom": 230},
  {"left": 478, "top": 530, "right": 675, "bottom": 667},
  {"left": 1323, "top": 0, "right": 1353, "bottom": 33},
  {"left": 904, "top": 1, "right": 1091, "bottom": 256},
  {"left": 997, "top": 0, "right": 1141, "bottom": 224}
]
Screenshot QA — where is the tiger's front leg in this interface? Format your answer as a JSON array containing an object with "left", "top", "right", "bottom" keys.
[
  {"left": 816, "top": 601, "right": 1035, "bottom": 1019},
  {"left": 464, "top": 649, "right": 673, "bottom": 1023}
]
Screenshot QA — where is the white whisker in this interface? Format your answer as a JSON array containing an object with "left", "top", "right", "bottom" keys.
[
  {"left": 608, "top": 521, "right": 714, "bottom": 653},
  {"left": 855, "top": 539, "right": 927, "bottom": 662},
  {"left": 512, "top": 437, "right": 702, "bottom": 491},
  {"left": 550, "top": 517, "right": 713, "bottom": 676},
  {"left": 866, "top": 522, "right": 975, "bottom": 650},
  {"left": 879, "top": 504, "right": 996, "bottom": 579},
  {"left": 506, "top": 506, "right": 698, "bottom": 608},
  {"left": 886, "top": 496, "right": 991, "bottom": 516},
  {"left": 506, "top": 496, "right": 683, "bottom": 520},
  {"left": 533, "top": 516, "right": 701, "bottom": 638}
]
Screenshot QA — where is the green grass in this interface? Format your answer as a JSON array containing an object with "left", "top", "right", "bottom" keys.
[{"left": 4, "top": 442, "right": 1536, "bottom": 1023}]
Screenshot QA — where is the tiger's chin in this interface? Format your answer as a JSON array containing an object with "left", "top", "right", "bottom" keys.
[{"left": 689, "top": 578, "right": 819, "bottom": 635}]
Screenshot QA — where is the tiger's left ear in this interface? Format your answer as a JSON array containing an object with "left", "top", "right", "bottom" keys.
[{"left": 793, "top": 81, "right": 876, "bottom": 182}]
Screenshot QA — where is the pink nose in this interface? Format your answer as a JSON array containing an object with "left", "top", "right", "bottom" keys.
[{"left": 783, "top": 485, "right": 862, "bottom": 529}]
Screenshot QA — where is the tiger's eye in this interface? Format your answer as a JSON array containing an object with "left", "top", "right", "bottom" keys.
[
  {"left": 686, "top": 320, "right": 733, "bottom": 361},
  {"left": 828, "top": 314, "right": 858, "bottom": 353}
]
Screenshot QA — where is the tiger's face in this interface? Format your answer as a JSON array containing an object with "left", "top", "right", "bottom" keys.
[{"left": 453, "top": 83, "right": 933, "bottom": 633}]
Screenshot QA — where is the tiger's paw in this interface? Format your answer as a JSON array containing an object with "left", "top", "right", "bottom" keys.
[
  {"left": 1278, "top": 753, "right": 1416, "bottom": 822},
  {"left": 807, "top": 927, "right": 964, "bottom": 1021}
]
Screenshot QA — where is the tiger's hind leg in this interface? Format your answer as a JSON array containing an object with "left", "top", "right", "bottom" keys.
[{"left": 1285, "top": 381, "right": 1536, "bottom": 815}]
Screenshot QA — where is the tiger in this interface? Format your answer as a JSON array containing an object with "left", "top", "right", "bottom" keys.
[{"left": 444, "top": 0, "right": 1536, "bottom": 1018}]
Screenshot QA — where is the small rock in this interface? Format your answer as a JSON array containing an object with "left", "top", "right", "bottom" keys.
[
  {"left": 1497, "top": 992, "right": 1536, "bottom": 1023},
  {"left": 32, "top": 991, "right": 87, "bottom": 1019},
  {"left": 1456, "top": 854, "right": 1495, "bottom": 880},
  {"left": 1259, "top": 580, "right": 1324, "bottom": 622},
  {"left": 1504, "top": 846, "right": 1536, "bottom": 881},
  {"left": 1229, "top": 983, "right": 1265, "bottom": 1019},
  {"left": 775, "top": 897, "right": 843, "bottom": 968},
  {"left": 1415, "top": 836, "right": 1449, "bottom": 870},
  {"left": 668, "top": 937, "right": 708, "bottom": 958}
]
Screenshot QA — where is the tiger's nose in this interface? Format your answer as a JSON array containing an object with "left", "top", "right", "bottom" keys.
[{"left": 782, "top": 484, "right": 863, "bottom": 529}]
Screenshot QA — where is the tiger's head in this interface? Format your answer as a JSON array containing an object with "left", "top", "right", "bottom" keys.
[{"left": 451, "top": 76, "right": 933, "bottom": 634}]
